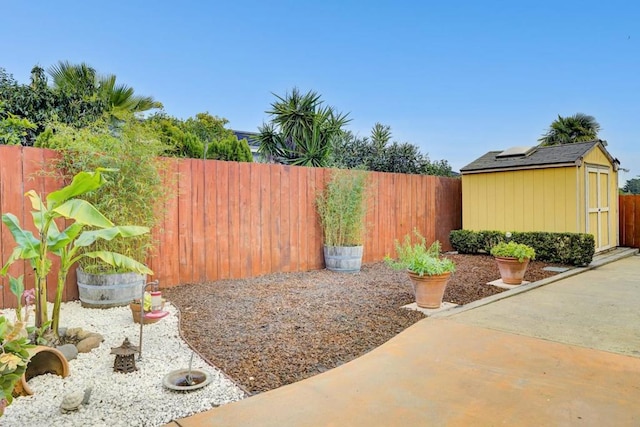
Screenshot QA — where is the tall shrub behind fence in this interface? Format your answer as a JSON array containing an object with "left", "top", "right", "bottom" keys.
[
  {"left": 619, "top": 195, "right": 640, "bottom": 248},
  {"left": 0, "top": 146, "right": 462, "bottom": 308}
]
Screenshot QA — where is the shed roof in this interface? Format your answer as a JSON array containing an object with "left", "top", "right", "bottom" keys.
[{"left": 461, "top": 140, "right": 619, "bottom": 173}]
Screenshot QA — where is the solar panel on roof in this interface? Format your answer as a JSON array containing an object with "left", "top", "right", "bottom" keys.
[{"left": 496, "top": 146, "right": 536, "bottom": 158}]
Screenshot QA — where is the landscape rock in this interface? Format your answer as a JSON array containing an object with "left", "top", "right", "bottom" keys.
[
  {"left": 64, "top": 327, "right": 82, "bottom": 340},
  {"left": 56, "top": 343, "right": 79, "bottom": 361},
  {"left": 76, "top": 333, "right": 104, "bottom": 353}
]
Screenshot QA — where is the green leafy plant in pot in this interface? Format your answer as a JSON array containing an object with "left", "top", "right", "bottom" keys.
[
  {"left": 37, "top": 117, "right": 168, "bottom": 308},
  {"left": 0, "top": 169, "right": 153, "bottom": 341},
  {"left": 490, "top": 241, "right": 536, "bottom": 285},
  {"left": 386, "top": 229, "right": 455, "bottom": 309},
  {"left": 316, "top": 169, "right": 370, "bottom": 273}
]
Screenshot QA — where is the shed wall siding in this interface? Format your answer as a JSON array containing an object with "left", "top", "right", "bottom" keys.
[{"left": 462, "top": 167, "right": 578, "bottom": 232}]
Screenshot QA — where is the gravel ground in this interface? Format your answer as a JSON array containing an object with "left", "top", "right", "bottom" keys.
[
  {"left": 2, "top": 254, "right": 567, "bottom": 425},
  {"left": 165, "top": 254, "right": 568, "bottom": 395},
  {"left": 1, "top": 302, "right": 245, "bottom": 427}
]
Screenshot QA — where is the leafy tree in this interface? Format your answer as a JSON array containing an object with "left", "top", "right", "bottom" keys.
[
  {"left": 257, "top": 88, "right": 350, "bottom": 167},
  {"left": 48, "top": 61, "right": 162, "bottom": 116},
  {"left": 0, "top": 102, "right": 37, "bottom": 145},
  {"left": 183, "top": 112, "right": 252, "bottom": 162},
  {"left": 330, "top": 124, "right": 455, "bottom": 176},
  {"left": 0, "top": 63, "right": 147, "bottom": 145},
  {"left": 207, "top": 136, "right": 253, "bottom": 162},
  {"left": 330, "top": 130, "right": 374, "bottom": 169},
  {"left": 147, "top": 112, "right": 252, "bottom": 161},
  {"left": 148, "top": 115, "right": 204, "bottom": 158},
  {"left": 538, "top": 113, "right": 601, "bottom": 146},
  {"left": 622, "top": 178, "right": 640, "bottom": 194},
  {"left": 0, "top": 67, "right": 60, "bottom": 145}
]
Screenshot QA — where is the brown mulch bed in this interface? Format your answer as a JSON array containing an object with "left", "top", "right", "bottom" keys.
[{"left": 164, "top": 254, "right": 569, "bottom": 395}]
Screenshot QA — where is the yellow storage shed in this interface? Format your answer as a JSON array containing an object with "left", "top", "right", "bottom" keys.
[{"left": 460, "top": 141, "right": 620, "bottom": 252}]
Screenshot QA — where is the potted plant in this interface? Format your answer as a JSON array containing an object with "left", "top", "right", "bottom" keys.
[
  {"left": 129, "top": 292, "right": 166, "bottom": 324},
  {"left": 490, "top": 241, "right": 536, "bottom": 285},
  {"left": 316, "top": 169, "right": 370, "bottom": 272},
  {"left": 386, "top": 230, "right": 456, "bottom": 309},
  {"left": 39, "top": 117, "right": 168, "bottom": 308}
]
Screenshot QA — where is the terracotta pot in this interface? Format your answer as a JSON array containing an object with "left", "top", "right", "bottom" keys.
[
  {"left": 407, "top": 271, "right": 451, "bottom": 309},
  {"left": 13, "top": 345, "right": 70, "bottom": 397},
  {"left": 495, "top": 256, "right": 530, "bottom": 285},
  {"left": 130, "top": 301, "right": 163, "bottom": 324}
]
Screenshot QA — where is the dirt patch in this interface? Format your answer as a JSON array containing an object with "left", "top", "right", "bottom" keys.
[{"left": 164, "top": 254, "right": 569, "bottom": 395}]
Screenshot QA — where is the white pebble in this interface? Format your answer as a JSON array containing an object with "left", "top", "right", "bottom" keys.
[{"left": 1, "top": 301, "right": 246, "bottom": 426}]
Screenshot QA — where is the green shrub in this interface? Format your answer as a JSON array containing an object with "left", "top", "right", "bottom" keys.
[
  {"left": 448, "top": 229, "right": 479, "bottom": 254},
  {"left": 207, "top": 136, "right": 253, "bottom": 162},
  {"left": 490, "top": 241, "right": 536, "bottom": 262},
  {"left": 449, "top": 229, "right": 595, "bottom": 266},
  {"left": 38, "top": 116, "right": 168, "bottom": 274}
]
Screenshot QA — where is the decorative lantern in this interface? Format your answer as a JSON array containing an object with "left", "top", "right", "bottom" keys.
[{"left": 111, "top": 338, "right": 139, "bottom": 373}]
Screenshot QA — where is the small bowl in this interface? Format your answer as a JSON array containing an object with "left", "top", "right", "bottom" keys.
[{"left": 163, "top": 369, "right": 212, "bottom": 391}]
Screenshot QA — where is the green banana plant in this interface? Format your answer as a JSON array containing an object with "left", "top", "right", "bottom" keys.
[{"left": 0, "top": 169, "right": 153, "bottom": 339}]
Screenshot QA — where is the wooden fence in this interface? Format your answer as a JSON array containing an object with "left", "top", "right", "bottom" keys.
[
  {"left": 619, "top": 194, "right": 640, "bottom": 248},
  {"left": 0, "top": 146, "right": 462, "bottom": 309}
]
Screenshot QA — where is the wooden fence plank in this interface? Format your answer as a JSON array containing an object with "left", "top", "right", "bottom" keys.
[
  {"left": 204, "top": 160, "right": 218, "bottom": 281},
  {"left": 297, "top": 167, "right": 309, "bottom": 271},
  {"left": 249, "top": 163, "right": 262, "bottom": 277},
  {"left": 178, "top": 160, "right": 194, "bottom": 284},
  {"left": 270, "top": 165, "right": 282, "bottom": 272},
  {"left": 620, "top": 195, "right": 640, "bottom": 248},
  {"left": 632, "top": 197, "right": 636, "bottom": 248},
  {"left": 279, "top": 166, "right": 291, "bottom": 272},
  {"left": 258, "top": 163, "right": 271, "bottom": 275},
  {"left": 227, "top": 162, "right": 241, "bottom": 278},
  {"left": 311, "top": 168, "right": 326, "bottom": 269},
  {"left": 288, "top": 166, "right": 299, "bottom": 272},
  {"left": 630, "top": 196, "right": 640, "bottom": 248},
  {"left": 216, "top": 162, "right": 230, "bottom": 279},
  {"left": 635, "top": 197, "right": 640, "bottom": 248},
  {"left": 22, "top": 148, "right": 44, "bottom": 301},
  {"left": 238, "top": 162, "right": 252, "bottom": 278},
  {"left": 191, "top": 160, "right": 206, "bottom": 283},
  {"left": 0, "top": 146, "right": 24, "bottom": 309},
  {"left": 165, "top": 160, "right": 181, "bottom": 287}
]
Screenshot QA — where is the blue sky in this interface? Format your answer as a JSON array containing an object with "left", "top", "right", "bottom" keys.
[{"left": 2, "top": 1, "right": 638, "bottom": 183}]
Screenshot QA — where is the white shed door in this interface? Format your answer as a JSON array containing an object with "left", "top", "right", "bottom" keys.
[{"left": 586, "top": 166, "right": 611, "bottom": 252}]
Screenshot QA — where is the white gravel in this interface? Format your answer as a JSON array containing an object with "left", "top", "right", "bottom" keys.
[{"left": 1, "top": 301, "right": 246, "bottom": 426}]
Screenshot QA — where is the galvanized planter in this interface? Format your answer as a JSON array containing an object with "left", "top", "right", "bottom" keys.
[
  {"left": 77, "top": 268, "right": 146, "bottom": 308},
  {"left": 323, "top": 245, "right": 364, "bottom": 273}
]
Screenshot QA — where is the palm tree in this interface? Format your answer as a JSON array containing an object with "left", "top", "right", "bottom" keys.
[
  {"left": 48, "top": 61, "right": 161, "bottom": 115},
  {"left": 538, "top": 113, "right": 601, "bottom": 146}
]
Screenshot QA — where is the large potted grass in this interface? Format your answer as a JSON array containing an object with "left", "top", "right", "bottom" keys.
[
  {"left": 38, "top": 117, "right": 168, "bottom": 308},
  {"left": 386, "top": 230, "right": 456, "bottom": 309},
  {"left": 316, "top": 169, "right": 370, "bottom": 273}
]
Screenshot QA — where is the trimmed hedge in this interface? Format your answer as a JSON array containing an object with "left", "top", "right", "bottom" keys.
[{"left": 449, "top": 229, "right": 595, "bottom": 266}]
